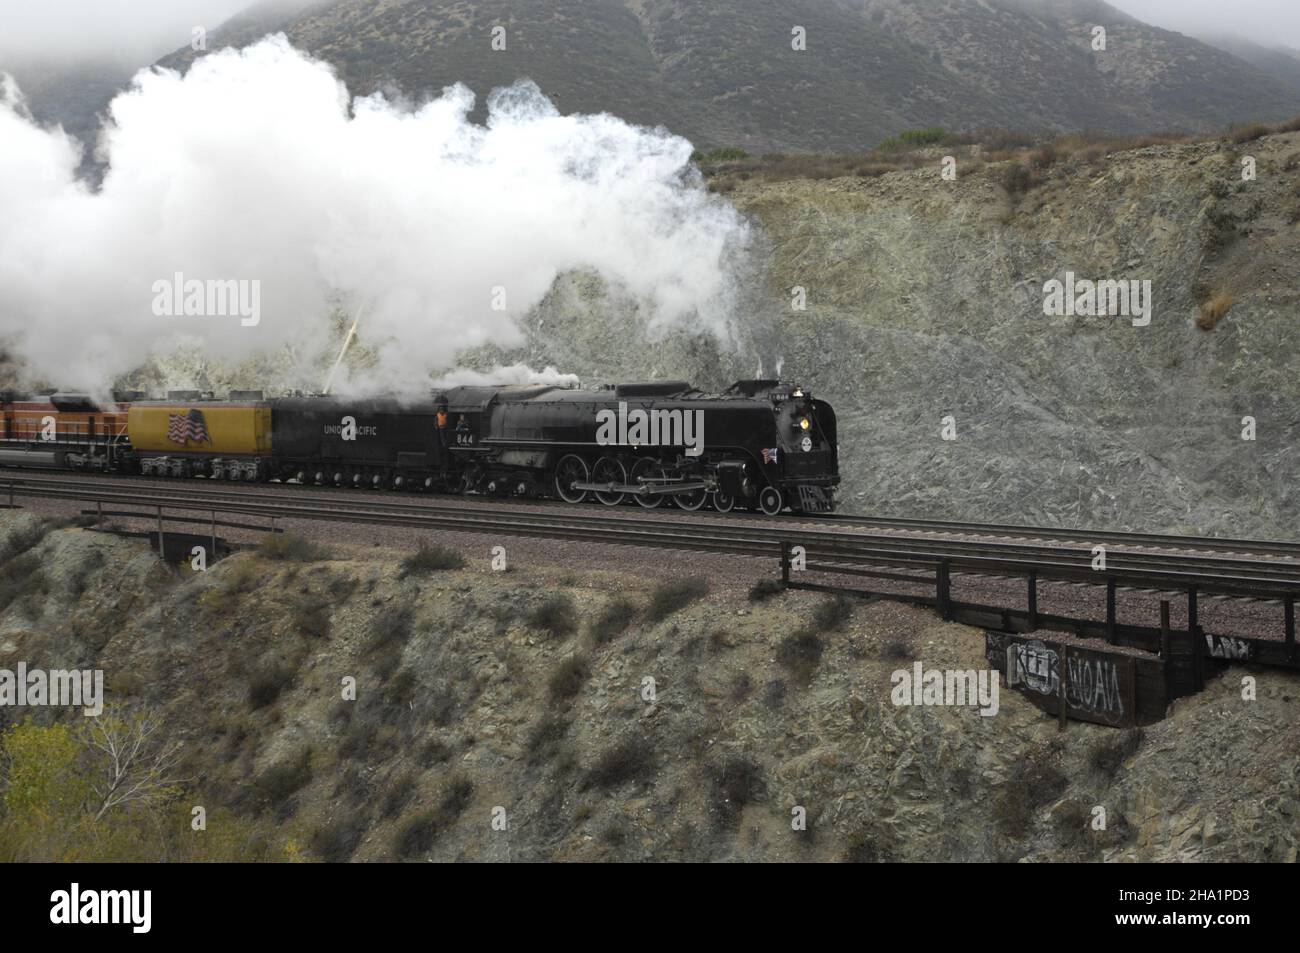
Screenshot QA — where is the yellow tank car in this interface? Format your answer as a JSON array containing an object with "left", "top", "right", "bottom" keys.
[{"left": 127, "top": 402, "right": 272, "bottom": 456}]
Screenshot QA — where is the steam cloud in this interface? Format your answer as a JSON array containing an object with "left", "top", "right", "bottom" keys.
[{"left": 0, "top": 35, "right": 751, "bottom": 395}]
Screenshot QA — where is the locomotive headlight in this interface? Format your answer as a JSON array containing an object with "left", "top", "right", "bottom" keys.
[{"left": 799, "top": 417, "right": 811, "bottom": 431}]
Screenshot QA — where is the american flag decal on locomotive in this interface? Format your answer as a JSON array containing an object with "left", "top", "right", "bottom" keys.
[
  {"left": 167, "top": 409, "right": 211, "bottom": 446},
  {"left": 762, "top": 447, "right": 780, "bottom": 464}
]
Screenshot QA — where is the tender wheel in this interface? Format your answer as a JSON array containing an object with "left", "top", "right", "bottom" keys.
[
  {"left": 758, "top": 486, "right": 784, "bottom": 516},
  {"left": 674, "top": 485, "right": 708, "bottom": 511},
  {"left": 629, "top": 457, "right": 664, "bottom": 509},
  {"left": 554, "top": 454, "right": 590, "bottom": 504},
  {"left": 713, "top": 490, "right": 735, "bottom": 513},
  {"left": 592, "top": 456, "right": 627, "bottom": 506}
]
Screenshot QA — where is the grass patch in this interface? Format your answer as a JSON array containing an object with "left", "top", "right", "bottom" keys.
[
  {"left": 588, "top": 597, "right": 636, "bottom": 645},
  {"left": 812, "top": 594, "right": 853, "bottom": 631},
  {"left": 248, "top": 664, "right": 294, "bottom": 710},
  {"left": 994, "top": 753, "right": 1068, "bottom": 839},
  {"left": 548, "top": 654, "right": 590, "bottom": 702},
  {"left": 393, "top": 810, "right": 438, "bottom": 859},
  {"left": 0, "top": 553, "right": 48, "bottom": 614},
  {"left": 399, "top": 542, "right": 465, "bottom": 576},
  {"left": 584, "top": 736, "right": 654, "bottom": 790},
  {"left": 1089, "top": 728, "right": 1144, "bottom": 776},
  {"left": 259, "top": 533, "right": 331, "bottom": 561},
  {"left": 882, "top": 639, "right": 912, "bottom": 660},
  {"left": 381, "top": 773, "right": 417, "bottom": 820},
  {"left": 368, "top": 605, "right": 413, "bottom": 652},
  {"left": 645, "top": 578, "right": 708, "bottom": 623},
  {"left": 748, "top": 578, "right": 785, "bottom": 602},
  {"left": 253, "top": 749, "right": 312, "bottom": 812},
  {"left": 711, "top": 755, "right": 766, "bottom": 824},
  {"left": 528, "top": 594, "right": 576, "bottom": 639},
  {"left": 525, "top": 713, "right": 570, "bottom": 762},
  {"left": 776, "top": 629, "right": 825, "bottom": 686},
  {"left": 310, "top": 816, "right": 365, "bottom": 862}
]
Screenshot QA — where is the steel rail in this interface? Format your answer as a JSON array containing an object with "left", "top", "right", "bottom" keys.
[{"left": 10, "top": 477, "right": 1300, "bottom": 601}]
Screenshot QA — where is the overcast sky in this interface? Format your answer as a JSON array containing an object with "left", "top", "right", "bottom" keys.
[
  {"left": 1, "top": 0, "right": 1299, "bottom": 67},
  {"left": 1107, "top": 0, "right": 1300, "bottom": 49},
  {"left": 0, "top": 0, "right": 253, "bottom": 64}
]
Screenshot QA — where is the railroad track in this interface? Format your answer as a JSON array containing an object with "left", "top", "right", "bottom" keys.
[
  {"left": 7, "top": 473, "right": 1300, "bottom": 600},
  {"left": 6, "top": 471, "right": 1300, "bottom": 672}
]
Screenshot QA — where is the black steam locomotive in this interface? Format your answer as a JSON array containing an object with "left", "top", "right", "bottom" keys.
[
  {"left": 1, "top": 379, "right": 840, "bottom": 515},
  {"left": 269, "top": 380, "right": 838, "bottom": 514}
]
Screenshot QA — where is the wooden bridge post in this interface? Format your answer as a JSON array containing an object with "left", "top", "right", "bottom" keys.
[
  {"left": 156, "top": 505, "right": 165, "bottom": 560},
  {"left": 1027, "top": 572, "right": 1038, "bottom": 632},
  {"left": 937, "top": 560, "right": 951, "bottom": 621},
  {"left": 780, "top": 541, "right": 791, "bottom": 586},
  {"left": 1286, "top": 596, "right": 1296, "bottom": 664},
  {"left": 1159, "top": 601, "right": 1171, "bottom": 656},
  {"left": 1105, "top": 577, "right": 1117, "bottom": 644},
  {"left": 1057, "top": 642, "right": 1068, "bottom": 731}
]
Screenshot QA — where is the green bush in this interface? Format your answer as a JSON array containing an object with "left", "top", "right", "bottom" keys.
[
  {"left": 748, "top": 578, "right": 784, "bottom": 602},
  {"left": 879, "top": 127, "right": 949, "bottom": 152}
]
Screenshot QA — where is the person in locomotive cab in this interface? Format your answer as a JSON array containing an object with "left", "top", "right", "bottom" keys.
[
  {"left": 455, "top": 415, "right": 470, "bottom": 444},
  {"left": 436, "top": 405, "right": 449, "bottom": 447}
]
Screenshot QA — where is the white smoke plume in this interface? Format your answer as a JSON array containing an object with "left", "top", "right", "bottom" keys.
[
  {"left": 0, "top": 35, "right": 751, "bottom": 396},
  {"left": 428, "top": 364, "right": 581, "bottom": 390}
]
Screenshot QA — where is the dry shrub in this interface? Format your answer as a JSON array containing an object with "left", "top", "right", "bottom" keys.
[
  {"left": 1197, "top": 293, "right": 1235, "bottom": 331},
  {"left": 1230, "top": 123, "right": 1273, "bottom": 144}
]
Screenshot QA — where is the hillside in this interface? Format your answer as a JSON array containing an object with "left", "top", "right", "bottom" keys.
[
  {"left": 2, "top": 514, "right": 1297, "bottom": 861},
  {"left": 149, "top": 0, "right": 1300, "bottom": 154},
  {"left": 1197, "top": 33, "right": 1300, "bottom": 97}
]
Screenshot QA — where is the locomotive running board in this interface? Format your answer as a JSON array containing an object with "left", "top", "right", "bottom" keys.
[{"left": 570, "top": 480, "right": 710, "bottom": 497}]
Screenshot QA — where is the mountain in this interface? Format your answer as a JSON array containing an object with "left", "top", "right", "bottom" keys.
[
  {"left": 1196, "top": 33, "right": 1300, "bottom": 97},
  {"left": 143, "top": 0, "right": 1300, "bottom": 154}
]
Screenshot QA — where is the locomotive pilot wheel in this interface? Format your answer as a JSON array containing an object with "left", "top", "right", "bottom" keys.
[
  {"left": 712, "top": 490, "right": 736, "bottom": 513},
  {"left": 554, "top": 454, "right": 590, "bottom": 504},
  {"left": 674, "top": 484, "right": 708, "bottom": 511},
  {"left": 758, "top": 486, "right": 784, "bottom": 516}
]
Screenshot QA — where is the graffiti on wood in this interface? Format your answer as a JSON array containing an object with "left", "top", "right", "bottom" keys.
[
  {"left": 1204, "top": 633, "right": 1252, "bottom": 661},
  {"left": 1003, "top": 637, "right": 1131, "bottom": 726}
]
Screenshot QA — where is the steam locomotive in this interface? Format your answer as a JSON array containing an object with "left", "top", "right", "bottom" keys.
[{"left": 0, "top": 380, "right": 839, "bottom": 515}]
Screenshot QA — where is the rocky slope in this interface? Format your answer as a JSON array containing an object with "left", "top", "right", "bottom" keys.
[{"left": 1, "top": 514, "right": 1296, "bottom": 861}]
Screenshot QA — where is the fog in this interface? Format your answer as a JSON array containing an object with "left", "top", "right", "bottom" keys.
[
  {"left": 1108, "top": 0, "right": 1300, "bottom": 49},
  {"left": 0, "top": 0, "right": 260, "bottom": 66}
]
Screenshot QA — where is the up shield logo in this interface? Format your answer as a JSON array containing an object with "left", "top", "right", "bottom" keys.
[{"left": 50, "top": 883, "right": 152, "bottom": 933}]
